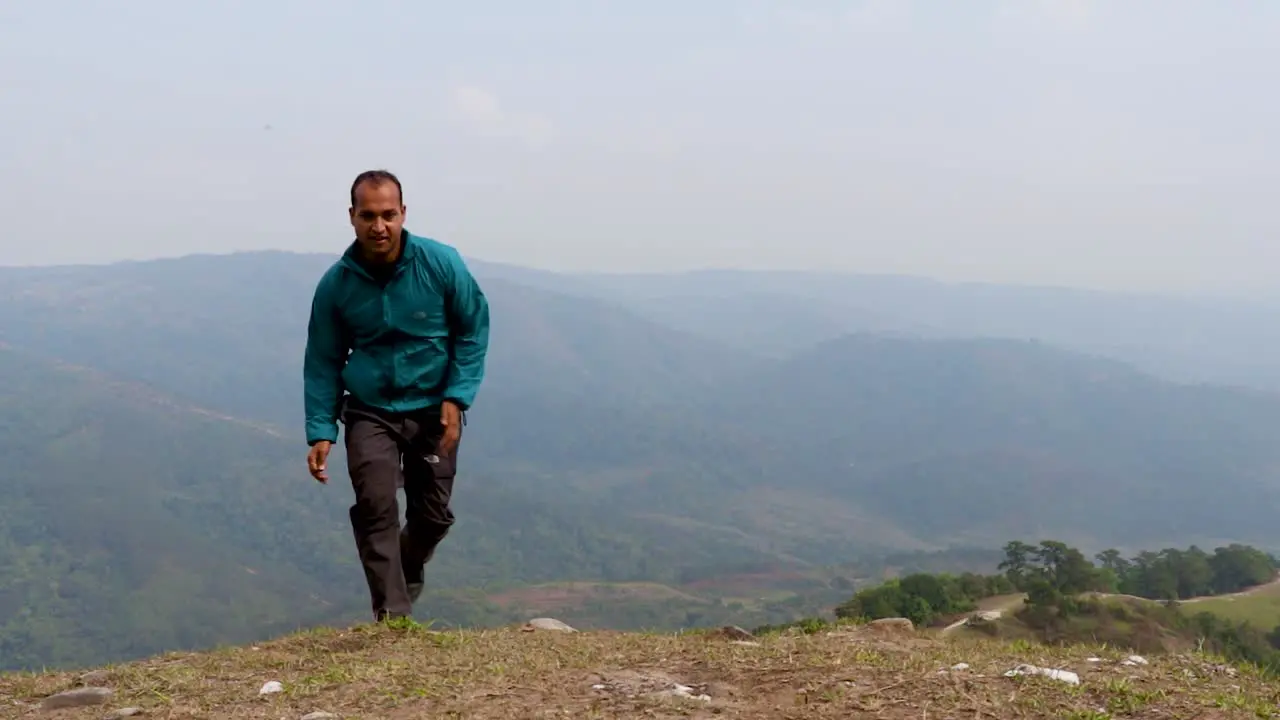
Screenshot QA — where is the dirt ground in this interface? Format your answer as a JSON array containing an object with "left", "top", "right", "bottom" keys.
[{"left": 2, "top": 619, "right": 1277, "bottom": 719}]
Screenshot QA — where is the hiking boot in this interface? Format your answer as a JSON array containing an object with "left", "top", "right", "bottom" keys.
[
  {"left": 400, "top": 529, "right": 426, "bottom": 606},
  {"left": 405, "top": 563, "right": 425, "bottom": 604}
]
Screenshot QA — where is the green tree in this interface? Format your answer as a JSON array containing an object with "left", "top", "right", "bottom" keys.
[
  {"left": 1095, "top": 549, "right": 1130, "bottom": 577},
  {"left": 1173, "top": 546, "right": 1214, "bottom": 599},
  {"left": 999, "top": 541, "right": 1038, "bottom": 589}
]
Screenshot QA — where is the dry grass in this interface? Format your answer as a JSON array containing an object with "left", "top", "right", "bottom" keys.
[{"left": 3, "top": 619, "right": 1279, "bottom": 719}]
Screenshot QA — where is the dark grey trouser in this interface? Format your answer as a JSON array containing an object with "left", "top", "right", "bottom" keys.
[{"left": 341, "top": 397, "right": 458, "bottom": 620}]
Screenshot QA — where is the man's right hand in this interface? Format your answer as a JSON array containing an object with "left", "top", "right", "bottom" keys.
[{"left": 308, "top": 441, "right": 332, "bottom": 484}]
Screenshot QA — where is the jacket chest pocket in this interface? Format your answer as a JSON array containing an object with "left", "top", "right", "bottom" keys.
[{"left": 393, "top": 292, "right": 448, "bottom": 338}]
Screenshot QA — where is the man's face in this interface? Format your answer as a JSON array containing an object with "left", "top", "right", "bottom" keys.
[{"left": 349, "top": 180, "right": 406, "bottom": 263}]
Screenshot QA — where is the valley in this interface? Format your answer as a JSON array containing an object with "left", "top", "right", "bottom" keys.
[{"left": 4, "top": 252, "right": 1280, "bottom": 670}]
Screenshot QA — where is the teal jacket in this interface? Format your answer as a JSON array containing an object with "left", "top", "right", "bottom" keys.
[{"left": 303, "top": 232, "right": 490, "bottom": 445}]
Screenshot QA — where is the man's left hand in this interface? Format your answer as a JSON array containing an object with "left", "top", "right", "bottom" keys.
[{"left": 438, "top": 400, "right": 462, "bottom": 456}]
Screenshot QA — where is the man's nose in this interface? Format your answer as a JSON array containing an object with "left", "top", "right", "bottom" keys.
[{"left": 371, "top": 218, "right": 386, "bottom": 233}]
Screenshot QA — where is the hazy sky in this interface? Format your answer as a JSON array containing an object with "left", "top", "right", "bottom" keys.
[{"left": 2, "top": 1, "right": 1277, "bottom": 296}]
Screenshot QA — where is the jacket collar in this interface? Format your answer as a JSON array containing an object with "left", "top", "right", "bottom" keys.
[{"left": 340, "top": 230, "right": 418, "bottom": 280}]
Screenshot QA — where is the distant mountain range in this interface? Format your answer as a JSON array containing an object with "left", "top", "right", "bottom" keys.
[{"left": 4, "top": 249, "right": 1280, "bottom": 669}]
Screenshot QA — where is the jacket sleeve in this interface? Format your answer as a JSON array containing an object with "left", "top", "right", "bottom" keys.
[
  {"left": 303, "top": 271, "right": 348, "bottom": 445},
  {"left": 443, "top": 251, "right": 490, "bottom": 410}
]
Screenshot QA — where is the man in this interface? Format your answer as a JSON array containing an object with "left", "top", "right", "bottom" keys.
[{"left": 303, "top": 169, "right": 490, "bottom": 622}]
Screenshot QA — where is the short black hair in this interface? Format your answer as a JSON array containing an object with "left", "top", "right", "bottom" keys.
[{"left": 350, "top": 169, "right": 403, "bottom": 207}]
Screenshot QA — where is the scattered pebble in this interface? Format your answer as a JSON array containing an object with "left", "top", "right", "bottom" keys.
[
  {"left": 591, "top": 669, "right": 722, "bottom": 702},
  {"left": 42, "top": 687, "right": 114, "bottom": 710},
  {"left": 866, "top": 617, "right": 915, "bottom": 634},
  {"left": 718, "top": 625, "right": 754, "bottom": 641},
  {"left": 1004, "top": 664, "right": 1080, "bottom": 685},
  {"left": 523, "top": 618, "right": 577, "bottom": 633},
  {"left": 951, "top": 662, "right": 970, "bottom": 671},
  {"left": 1123, "top": 655, "right": 1149, "bottom": 666},
  {"left": 653, "top": 683, "right": 712, "bottom": 702},
  {"left": 730, "top": 640, "right": 761, "bottom": 647},
  {"left": 78, "top": 670, "right": 111, "bottom": 686},
  {"left": 301, "top": 712, "right": 338, "bottom": 720},
  {"left": 103, "top": 709, "right": 142, "bottom": 719},
  {"left": 259, "top": 680, "right": 284, "bottom": 695}
]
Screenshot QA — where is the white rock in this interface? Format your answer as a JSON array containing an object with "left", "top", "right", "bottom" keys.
[
  {"left": 301, "top": 713, "right": 338, "bottom": 720},
  {"left": 951, "top": 662, "right": 970, "bottom": 671},
  {"left": 1125, "top": 655, "right": 1149, "bottom": 665},
  {"left": 259, "top": 680, "right": 284, "bottom": 695},
  {"left": 1086, "top": 657, "right": 1103, "bottom": 663},
  {"left": 655, "top": 684, "right": 712, "bottom": 702},
  {"left": 1004, "top": 664, "right": 1080, "bottom": 685},
  {"left": 526, "top": 618, "right": 577, "bottom": 632}
]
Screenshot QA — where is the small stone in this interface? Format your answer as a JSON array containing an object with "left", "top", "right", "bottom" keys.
[
  {"left": 951, "top": 662, "right": 970, "bottom": 671},
  {"left": 524, "top": 618, "right": 577, "bottom": 633},
  {"left": 301, "top": 713, "right": 338, "bottom": 720},
  {"left": 866, "top": 617, "right": 915, "bottom": 634},
  {"left": 42, "top": 687, "right": 113, "bottom": 710},
  {"left": 729, "top": 640, "right": 761, "bottom": 647},
  {"left": 652, "top": 683, "right": 712, "bottom": 702},
  {"left": 103, "top": 709, "right": 142, "bottom": 719},
  {"left": 78, "top": 670, "right": 111, "bottom": 686},
  {"left": 259, "top": 680, "right": 284, "bottom": 695},
  {"left": 717, "top": 625, "right": 754, "bottom": 641},
  {"left": 1004, "top": 664, "right": 1080, "bottom": 685}
]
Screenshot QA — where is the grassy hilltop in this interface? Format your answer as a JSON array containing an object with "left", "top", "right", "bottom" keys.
[
  {"left": 4, "top": 619, "right": 1279, "bottom": 719},
  {"left": 11, "top": 535, "right": 1280, "bottom": 719}
]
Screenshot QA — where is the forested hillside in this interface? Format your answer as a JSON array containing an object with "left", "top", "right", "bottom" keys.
[
  {"left": 520, "top": 264, "right": 1280, "bottom": 393},
  {"left": 4, "top": 252, "right": 1280, "bottom": 670},
  {"left": 712, "top": 334, "right": 1280, "bottom": 548},
  {"left": 0, "top": 346, "right": 348, "bottom": 669},
  {"left": 0, "top": 345, "right": 838, "bottom": 670}
]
